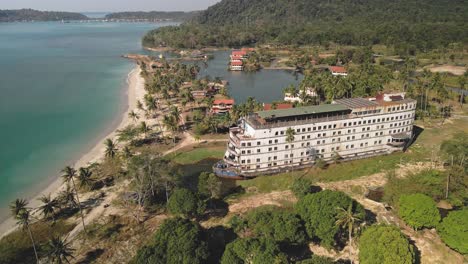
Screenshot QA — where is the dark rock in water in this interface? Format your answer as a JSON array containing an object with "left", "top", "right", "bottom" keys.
[{"left": 365, "top": 186, "right": 384, "bottom": 202}]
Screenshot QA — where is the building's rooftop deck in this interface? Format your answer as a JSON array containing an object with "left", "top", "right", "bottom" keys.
[
  {"left": 256, "top": 104, "right": 350, "bottom": 119},
  {"left": 335, "top": 98, "right": 379, "bottom": 108}
]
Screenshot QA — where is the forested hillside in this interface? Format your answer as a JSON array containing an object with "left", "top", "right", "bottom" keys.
[
  {"left": 0, "top": 9, "right": 88, "bottom": 22},
  {"left": 105, "top": 11, "right": 199, "bottom": 21},
  {"left": 143, "top": 0, "right": 468, "bottom": 52}
]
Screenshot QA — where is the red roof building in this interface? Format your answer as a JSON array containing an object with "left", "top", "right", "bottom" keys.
[
  {"left": 232, "top": 50, "right": 247, "bottom": 56},
  {"left": 231, "top": 60, "right": 243, "bottom": 66},
  {"left": 212, "top": 99, "right": 235, "bottom": 114},
  {"left": 329, "top": 66, "right": 348, "bottom": 76}
]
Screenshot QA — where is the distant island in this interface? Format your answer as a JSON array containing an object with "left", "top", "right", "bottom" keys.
[
  {"left": 105, "top": 11, "right": 199, "bottom": 21},
  {"left": 0, "top": 9, "right": 198, "bottom": 23},
  {"left": 0, "top": 9, "right": 88, "bottom": 22}
]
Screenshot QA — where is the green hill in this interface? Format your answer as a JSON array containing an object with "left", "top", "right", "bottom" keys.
[
  {"left": 0, "top": 9, "right": 88, "bottom": 22},
  {"left": 143, "top": 0, "right": 468, "bottom": 52}
]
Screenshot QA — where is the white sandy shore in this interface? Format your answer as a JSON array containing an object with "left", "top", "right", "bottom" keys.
[{"left": 0, "top": 65, "right": 146, "bottom": 238}]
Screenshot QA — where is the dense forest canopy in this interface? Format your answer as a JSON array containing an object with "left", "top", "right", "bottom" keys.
[
  {"left": 105, "top": 11, "right": 199, "bottom": 21},
  {"left": 143, "top": 0, "right": 468, "bottom": 51},
  {"left": 0, "top": 9, "right": 88, "bottom": 22}
]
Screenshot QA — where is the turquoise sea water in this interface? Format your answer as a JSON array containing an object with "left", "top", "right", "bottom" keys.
[
  {"left": 0, "top": 21, "right": 301, "bottom": 223},
  {"left": 0, "top": 21, "right": 173, "bottom": 221}
]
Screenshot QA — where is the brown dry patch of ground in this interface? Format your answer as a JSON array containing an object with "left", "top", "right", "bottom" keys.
[
  {"left": 72, "top": 213, "right": 168, "bottom": 264},
  {"left": 427, "top": 65, "right": 467, "bottom": 76},
  {"left": 228, "top": 190, "right": 297, "bottom": 215}
]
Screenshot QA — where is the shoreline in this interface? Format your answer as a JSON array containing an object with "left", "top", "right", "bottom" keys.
[{"left": 0, "top": 64, "right": 145, "bottom": 238}]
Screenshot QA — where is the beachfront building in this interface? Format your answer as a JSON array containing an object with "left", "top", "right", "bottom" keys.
[
  {"left": 212, "top": 99, "right": 235, "bottom": 114},
  {"left": 229, "top": 48, "right": 255, "bottom": 71},
  {"left": 214, "top": 93, "right": 416, "bottom": 178},
  {"left": 329, "top": 66, "right": 348, "bottom": 76},
  {"left": 230, "top": 60, "right": 244, "bottom": 71}
]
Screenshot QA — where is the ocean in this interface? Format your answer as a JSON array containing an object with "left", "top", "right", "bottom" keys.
[
  {"left": 0, "top": 21, "right": 301, "bottom": 224},
  {"left": 0, "top": 21, "right": 173, "bottom": 221}
]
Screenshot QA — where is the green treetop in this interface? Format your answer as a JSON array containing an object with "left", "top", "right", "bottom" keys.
[{"left": 398, "top": 193, "right": 440, "bottom": 230}]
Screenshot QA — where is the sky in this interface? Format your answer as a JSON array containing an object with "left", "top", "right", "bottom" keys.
[{"left": 0, "top": 0, "right": 221, "bottom": 12}]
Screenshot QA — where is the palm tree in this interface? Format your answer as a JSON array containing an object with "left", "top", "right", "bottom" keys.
[
  {"left": 136, "top": 100, "right": 144, "bottom": 112},
  {"left": 163, "top": 115, "right": 178, "bottom": 144},
  {"left": 128, "top": 110, "right": 139, "bottom": 123},
  {"left": 121, "top": 146, "right": 133, "bottom": 160},
  {"left": 46, "top": 236, "right": 75, "bottom": 264},
  {"left": 139, "top": 121, "right": 151, "bottom": 137},
  {"left": 15, "top": 208, "right": 39, "bottom": 263},
  {"left": 170, "top": 106, "right": 182, "bottom": 128},
  {"left": 78, "top": 167, "right": 94, "bottom": 190},
  {"left": 285, "top": 127, "right": 295, "bottom": 166},
  {"left": 61, "top": 166, "right": 86, "bottom": 232},
  {"left": 104, "top": 138, "right": 117, "bottom": 158},
  {"left": 335, "top": 203, "right": 362, "bottom": 263},
  {"left": 58, "top": 184, "right": 77, "bottom": 209},
  {"left": 37, "top": 194, "right": 59, "bottom": 222},
  {"left": 10, "top": 198, "right": 28, "bottom": 218}
]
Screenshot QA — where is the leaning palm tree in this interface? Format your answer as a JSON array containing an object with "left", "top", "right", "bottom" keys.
[
  {"left": 139, "top": 121, "right": 151, "bottom": 137},
  {"left": 37, "top": 194, "right": 59, "bottom": 222},
  {"left": 10, "top": 198, "right": 28, "bottom": 218},
  {"left": 285, "top": 127, "right": 295, "bottom": 167},
  {"left": 163, "top": 115, "right": 178, "bottom": 144},
  {"left": 128, "top": 110, "right": 139, "bottom": 123},
  {"left": 61, "top": 166, "right": 86, "bottom": 232},
  {"left": 46, "top": 236, "right": 75, "bottom": 264},
  {"left": 58, "top": 184, "right": 77, "bottom": 209},
  {"left": 121, "top": 146, "right": 133, "bottom": 160},
  {"left": 15, "top": 208, "right": 39, "bottom": 263},
  {"left": 136, "top": 100, "right": 144, "bottom": 112},
  {"left": 335, "top": 203, "right": 362, "bottom": 263},
  {"left": 104, "top": 138, "right": 117, "bottom": 158},
  {"left": 78, "top": 167, "right": 94, "bottom": 190},
  {"left": 170, "top": 106, "right": 183, "bottom": 127}
]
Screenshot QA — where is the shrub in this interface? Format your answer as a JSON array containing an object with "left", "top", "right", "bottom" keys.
[
  {"left": 291, "top": 178, "right": 314, "bottom": 198},
  {"left": 133, "top": 218, "right": 208, "bottom": 264},
  {"left": 167, "top": 188, "right": 205, "bottom": 218},
  {"left": 221, "top": 238, "right": 287, "bottom": 264},
  {"left": 295, "top": 190, "right": 365, "bottom": 248},
  {"left": 398, "top": 193, "right": 440, "bottom": 230},
  {"left": 359, "top": 225, "right": 415, "bottom": 264},
  {"left": 438, "top": 209, "right": 468, "bottom": 254},
  {"left": 245, "top": 207, "right": 307, "bottom": 244}
]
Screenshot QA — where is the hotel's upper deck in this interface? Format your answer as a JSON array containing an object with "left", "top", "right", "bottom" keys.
[{"left": 245, "top": 94, "right": 416, "bottom": 130}]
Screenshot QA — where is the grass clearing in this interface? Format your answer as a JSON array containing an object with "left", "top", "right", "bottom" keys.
[{"left": 168, "top": 141, "right": 225, "bottom": 165}]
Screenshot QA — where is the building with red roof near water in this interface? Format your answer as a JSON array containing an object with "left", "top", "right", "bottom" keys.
[
  {"left": 230, "top": 60, "right": 244, "bottom": 71},
  {"left": 212, "top": 99, "right": 235, "bottom": 114},
  {"left": 263, "top": 103, "right": 293, "bottom": 111},
  {"left": 329, "top": 66, "right": 348, "bottom": 76}
]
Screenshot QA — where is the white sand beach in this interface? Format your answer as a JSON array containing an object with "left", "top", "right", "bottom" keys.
[{"left": 0, "top": 65, "right": 146, "bottom": 238}]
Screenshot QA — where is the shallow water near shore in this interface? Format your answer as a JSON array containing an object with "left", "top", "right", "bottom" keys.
[{"left": 0, "top": 21, "right": 173, "bottom": 222}]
